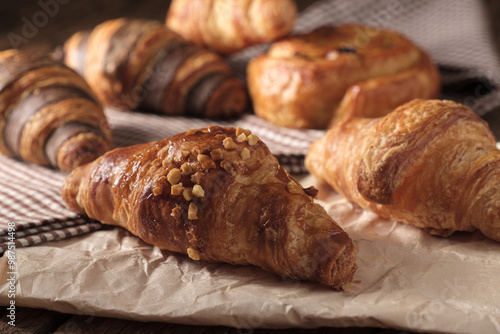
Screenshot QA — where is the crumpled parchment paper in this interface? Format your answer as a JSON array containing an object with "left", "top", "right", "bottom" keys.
[{"left": 1, "top": 174, "right": 499, "bottom": 333}]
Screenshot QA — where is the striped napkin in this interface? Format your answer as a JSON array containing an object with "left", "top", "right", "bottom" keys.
[{"left": 1, "top": 0, "right": 500, "bottom": 251}]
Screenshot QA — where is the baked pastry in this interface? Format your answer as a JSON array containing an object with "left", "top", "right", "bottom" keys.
[
  {"left": 306, "top": 99, "right": 500, "bottom": 241},
  {"left": 165, "top": 0, "right": 297, "bottom": 54},
  {"left": 0, "top": 49, "right": 112, "bottom": 172},
  {"left": 247, "top": 25, "right": 441, "bottom": 129},
  {"left": 62, "top": 18, "right": 247, "bottom": 118},
  {"left": 62, "top": 125, "right": 357, "bottom": 289}
]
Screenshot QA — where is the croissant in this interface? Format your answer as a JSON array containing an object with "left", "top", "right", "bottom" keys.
[
  {"left": 247, "top": 25, "right": 441, "bottom": 129},
  {"left": 0, "top": 49, "right": 112, "bottom": 172},
  {"left": 61, "top": 125, "right": 357, "bottom": 289},
  {"left": 62, "top": 18, "right": 247, "bottom": 118},
  {"left": 165, "top": 0, "right": 297, "bottom": 54},
  {"left": 306, "top": 99, "right": 500, "bottom": 241}
]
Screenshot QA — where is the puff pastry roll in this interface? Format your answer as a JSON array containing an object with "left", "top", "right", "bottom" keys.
[
  {"left": 0, "top": 49, "right": 112, "bottom": 172},
  {"left": 166, "top": 0, "right": 297, "bottom": 54},
  {"left": 248, "top": 25, "right": 441, "bottom": 129},
  {"left": 62, "top": 126, "right": 357, "bottom": 289},
  {"left": 63, "top": 18, "right": 247, "bottom": 118},
  {"left": 306, "top": 99, "right": 500, "bottom": 241}
]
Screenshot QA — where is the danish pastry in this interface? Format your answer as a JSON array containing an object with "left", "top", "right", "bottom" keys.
[{"left": 248, "top": 25, "right": 441, "bottom": 129}]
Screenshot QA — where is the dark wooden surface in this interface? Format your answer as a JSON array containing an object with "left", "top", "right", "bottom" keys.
[
  {"left": 0, "top": 307, "right": 417, "bottom": 334},
  {"left": 1, "top": 0, "right": 500, "bottom": 333}
]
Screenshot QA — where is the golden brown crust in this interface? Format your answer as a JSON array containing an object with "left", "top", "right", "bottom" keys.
[
  {"left": 166, "top": 0, "right": 297, "bottom": 54},
  {"left": 63, "top": 18, "right": 247, "bottom": 118},
  {"left": 62, "top": 125, "right": 357, "bottom": 289},
  {"left": 0, "top": 49, "right": 112, "bottom": 172},
  {"left": 306, "top": 99, "right": 500, "bottom": 241},
  {"left": 247, "top": 25, "right": 441, "bottom": 129}
]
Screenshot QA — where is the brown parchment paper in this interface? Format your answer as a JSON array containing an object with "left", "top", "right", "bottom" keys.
[{"left": 1, "top": 174, "right": 499, "bottom": 333}]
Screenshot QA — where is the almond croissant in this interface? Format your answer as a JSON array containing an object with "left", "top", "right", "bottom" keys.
[
  {"left": 0, "top": 49, "right": 112, "bottom": 172},
  {"left": 306, "top": 99, "right": 500, "bottom": 241},
  {"left": 62, "top": 126, "right": 357, "bottom": 289}
]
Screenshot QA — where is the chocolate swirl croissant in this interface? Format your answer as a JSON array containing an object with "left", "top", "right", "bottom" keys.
[
  {"left": 306, "top": 99, "right": 500, "bottom": 241},
  {"left": 62, "top": 126, "right": 357, "bottom": 289},
  {"left": 248, "top": 25, "right": 441, "bottom": 129},
  {"left": 166, "top": 0, "right": 297, "bottom": 54},
  {"left": 0, "top": 49, "right": 112, "bottom": 172},
  {"left": 62, "top": 18, "right": 247, "bottom": 118}
]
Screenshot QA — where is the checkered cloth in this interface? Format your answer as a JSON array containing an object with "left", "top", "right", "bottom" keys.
[{"left": 1, "top": 0, "right": 499, "bottom": 252}]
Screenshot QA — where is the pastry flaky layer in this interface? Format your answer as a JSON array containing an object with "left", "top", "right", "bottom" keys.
[
  {"left": 248, "top": 25, "right": 441, "bottom": 129},
  {"left": 0, "top": 49, "right": 112, "bottom": 172},
  {"left": 166, "top": 0, "right": 297, "bottom": 54},
  {"left": 62, "top": 126, "right": 357, "bottom": 289},
  {"left": 306, "top": 99, "right": 500, "bottom": 241},
  {"left": 63, "top": 18, "right": 247, "bottom": 118}
]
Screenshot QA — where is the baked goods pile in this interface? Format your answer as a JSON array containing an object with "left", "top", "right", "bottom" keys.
[{"left": 3, "top": 0, "right": 498, "bottom": 289}]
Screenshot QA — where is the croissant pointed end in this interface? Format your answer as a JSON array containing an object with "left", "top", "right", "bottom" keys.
[
  {"left": 54, "top": 132, "right": 112, "bottom": 172},
  {"left": 328, "top": 243, "right": 358, "bottom": 290}
]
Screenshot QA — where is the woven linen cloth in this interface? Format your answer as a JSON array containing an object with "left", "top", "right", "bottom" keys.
[{"left": 1, "top": 0, "right": 500, "bottom": 251}]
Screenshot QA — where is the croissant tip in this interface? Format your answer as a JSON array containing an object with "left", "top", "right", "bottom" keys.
[{"left": 55, "top": 134, "right": 111, "bottom": 172}]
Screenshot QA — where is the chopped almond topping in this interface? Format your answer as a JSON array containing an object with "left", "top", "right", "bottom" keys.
[
  {"left": 191, "top": 171, "right": 203, "bottom": 184},
  {"left": 197, "top": 154, "right": 216, "bottom": 169},
  {"left": 247, "top": 134, "right": 259, "bottom": 146},
  {"left": 210, "top": 148, "right": 223, "bottom": 161},
  {"left": 167, "top": 168, "right": 181, "bottom": 185},
  {"left": 171, "top": 183, "right": 184, "bottom": 195},
  {"left": 183, "top": 187, "right": 193, "bottom": 201},
  {"left": 188, "top": 203, "right": 198, "bottom": 220},
  {"left": 187, "top": 247, "right": 200, "bottom": 260},
  {"left": 193, "top": 184, "right": 205, "bottom": 197},
  {"left": 186, "top": 128, "right": 201, "bottom": 136},
  {"left": 223, "top": 137, "right": 238, "bottom": 150},
  {"left": 180, "top": 162, "right": 194, "bottom": 175},
  {"left": 240, "top": 147, "right": 250, "bottom": 160},
  {"left": 236, "top": 133, "right": 247, "bottom": 143},
  {"left": 236, "top": 126, "right": 251, "bottom": 137},
  {"left": 153, "top": 186, "right": 163, "bottom": 196},
  {"left": 171, "top": 206, "right": 182, "bottom": 219}
]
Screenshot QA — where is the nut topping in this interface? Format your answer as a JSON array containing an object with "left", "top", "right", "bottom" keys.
[
  {"left": 183, "top": 187, "right": 193, "bottom": 201},
  {"left": 210, "top": 148, "right": 223, "bottom": 161},
  {"left": 192, "top": 184, "right": 205, "bottom": 197},
  {"left": 188, "top": 203, "right": 198, "bottom": 220},
  {"left": 187, "top": 247, "right": 200, "bottom": 260},
  {"left": 247, "top": 134, "right": 260, "bottom": 146},
  {"left": 180, "top": 162, "right": 194, "bottom": 175},
  {"left": 171, "top": 183, "right": 185, "bottom": 195},
  {"left": 240, "top": 147, "right": 250, "bottom": 160},
  {"left": 223, "top": 137, "right": 238, "bottom": 150},
  {"left": 153, "top": 186, "right": 163, "bottom": 196},
  {"left": 167, "top": 168, "right": 181, "bottom": 185},
  {"left": 171, "top": 206, "right": 182, "bottom": 219}
]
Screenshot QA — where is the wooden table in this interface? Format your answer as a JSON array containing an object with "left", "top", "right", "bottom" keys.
[{"left": 0, "top": 306, "right": 416, "bottom": 334}]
